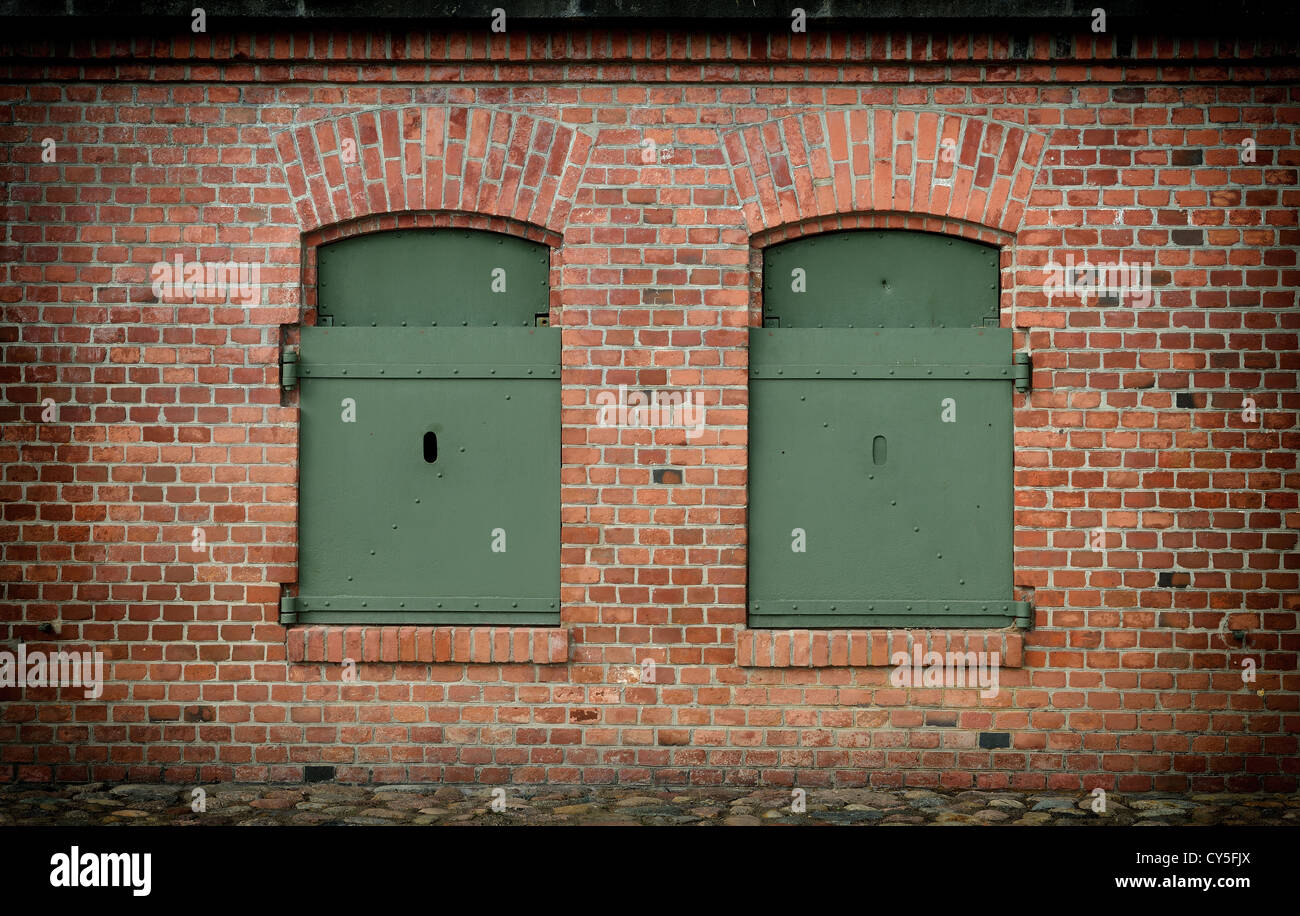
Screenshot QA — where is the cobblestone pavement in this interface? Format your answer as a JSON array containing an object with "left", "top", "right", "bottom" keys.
[{"left": 1, "top": 783, "right": 1297, "bottom": 826}]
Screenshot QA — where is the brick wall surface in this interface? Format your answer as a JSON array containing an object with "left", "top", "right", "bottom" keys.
[{"left": 1, "top": 24, "right": 1297, "bottom": 790}]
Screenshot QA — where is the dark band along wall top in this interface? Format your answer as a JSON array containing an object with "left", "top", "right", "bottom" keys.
[
  {"left": 284, "top": 229, "right": 560, "bottom": 624},
  {"left": 750, "top": 230, "right": 1030, "bottom": 629}
]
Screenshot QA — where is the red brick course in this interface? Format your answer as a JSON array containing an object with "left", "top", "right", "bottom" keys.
[
  {"left": 287, "top": 626, "right": 569, "bottom": 665},
  {"left": 737, "top": 630, "right": 1024, "bottom": 669}
]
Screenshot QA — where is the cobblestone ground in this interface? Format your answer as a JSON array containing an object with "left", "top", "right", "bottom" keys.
[{"left": 1, "top": 784, "right": 1297, "bottom": 826}]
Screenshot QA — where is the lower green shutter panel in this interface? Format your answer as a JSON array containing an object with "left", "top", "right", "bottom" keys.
[
  {"left": 748, "top": 327, "right": 1027, "bottom": 629},
  {"left": 294, "top": 327, "right": 561, "bottom": 625}
]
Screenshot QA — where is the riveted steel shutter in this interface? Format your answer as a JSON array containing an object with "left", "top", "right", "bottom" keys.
[
  {"left": 290, "top": 229, "right": 560, "bottom": 625},
  {"left": 315, "top": 228, "right": 551, "bottom": 329},
  {"left": 750, "top": 231, "right": 1029, "bottom": 629},
  {"left": 762, "top": 230, "right": 1001, "bottom": 329}
]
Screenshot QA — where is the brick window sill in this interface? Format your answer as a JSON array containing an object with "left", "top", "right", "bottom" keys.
[
  {"left": 735, "top": 629, "right": 1023, "bottom": 668},
  {"left": 286, "top": 625, "right": 568, "bottom": 665}
]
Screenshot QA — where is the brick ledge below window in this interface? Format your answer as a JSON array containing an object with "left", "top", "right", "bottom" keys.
[
  {"left": 286, "top": 626, "right": 568, "bottom": 665},
  {"left": 735, "top": 629, "right": 1023, "bottom": 668}
]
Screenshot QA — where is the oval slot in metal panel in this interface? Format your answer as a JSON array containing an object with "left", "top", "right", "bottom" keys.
[
  {"left": 872, "top": 435, "right": 887, "bottom": 465},
  {"left": 423, "top": 431, "right": 438, "bottom": 463}
]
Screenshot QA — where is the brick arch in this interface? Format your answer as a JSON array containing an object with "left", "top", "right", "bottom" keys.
[
  {"left": 722, "top": 110, "right": 1048, "bottom": 237},
  {"left": 272, "top": 106, "right": 593, "bottom": 235}
]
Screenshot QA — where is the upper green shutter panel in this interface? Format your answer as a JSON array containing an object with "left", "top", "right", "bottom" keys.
[
  {"left": 749, "top": 231, "right": 1028, "bottom": 630},
  {"left": 763, "top": 230, "right": 1000, "bottom": 328},
  {"left": 289, "top": 229, "right": 560, "bottom": 625},
  {"left": 317, "top": 228, "right": 550, "bottom": 328}
]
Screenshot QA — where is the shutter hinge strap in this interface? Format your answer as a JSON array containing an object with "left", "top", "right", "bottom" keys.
[
  {"left": 1013, "top": 351, "right": 1031, "bottom": 393},
  {"left": 280, "top": 348, "right": 299, "bottom": 390},
  {"left": 279, "top": 591, "right": 297, "bottom": 625}
]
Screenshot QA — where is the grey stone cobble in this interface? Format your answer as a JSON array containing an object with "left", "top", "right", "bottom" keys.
[{"left": 0, "top": 783, "right": 1297, "bottom": 826}]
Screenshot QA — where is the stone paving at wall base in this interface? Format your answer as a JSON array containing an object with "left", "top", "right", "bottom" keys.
[{"left": 1, "top": 784, "right": 1296, "bottom": 826}]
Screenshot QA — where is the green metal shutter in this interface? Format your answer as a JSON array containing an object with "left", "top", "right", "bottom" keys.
[
  {"left": 749, "top": 231, "right": 1029, "bottom": 629},
  {"left": 762, "top": 230, "right": 1002, "bottom": 329},
  {"left": 315, "top": 228, "right": 551, "bottom": 329},
  {"left": 287, "top": 229, "right": 560, "bottom": 625}
]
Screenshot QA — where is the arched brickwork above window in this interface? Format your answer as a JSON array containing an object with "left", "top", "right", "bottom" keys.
[
  {"left": 272, "top": 106, "right": 593, "bottom": 235},
  {"left": 722, "top": 110, "right": 1049, "bottom": 237}
]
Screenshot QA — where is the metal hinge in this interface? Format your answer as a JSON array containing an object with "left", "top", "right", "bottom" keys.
[
  {"left": 279, "top": 591, "right": 297, "bottom": 625},
  {"left": 280, "top": 348, "right": 298, "bottom": 390},
  {"left": 1013, "top": 351, "right": 1031, "bottom": 393}
]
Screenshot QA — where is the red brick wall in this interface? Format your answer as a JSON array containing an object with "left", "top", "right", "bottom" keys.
[{"left": 1, "top": 25, "right": 1297, "bottom": 790}]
